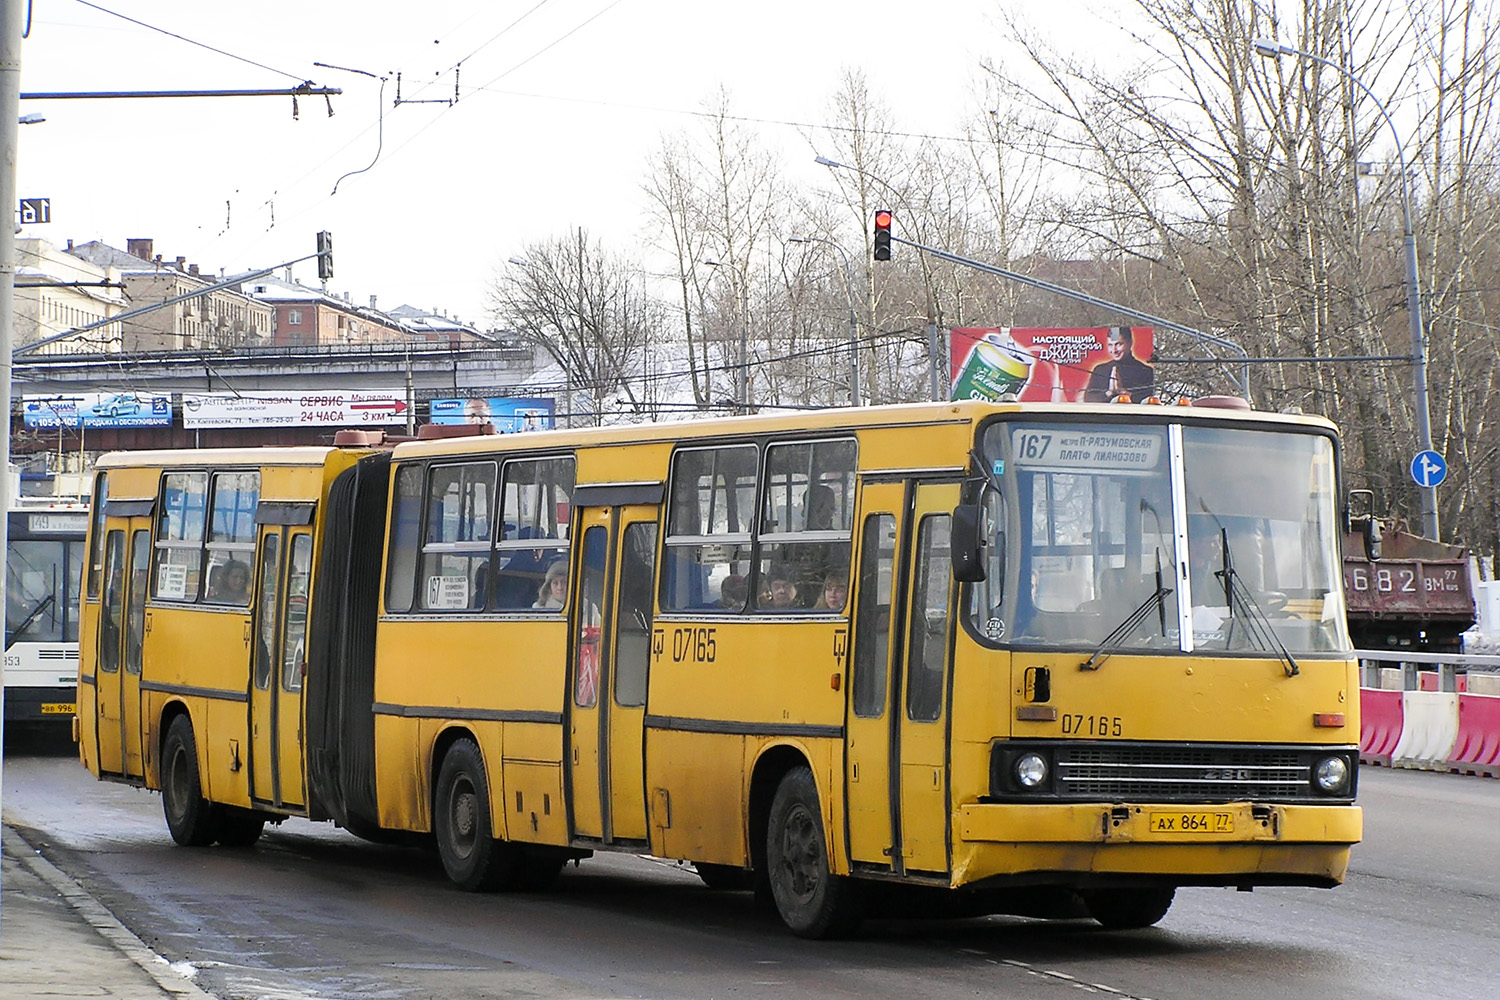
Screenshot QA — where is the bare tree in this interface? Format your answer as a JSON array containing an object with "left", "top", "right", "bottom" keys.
[{"left": 488, "top": 229, "right": 656, "bottom": 426}]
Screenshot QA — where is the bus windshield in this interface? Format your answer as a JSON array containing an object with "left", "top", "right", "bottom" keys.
[
  {"left": 969, "top": 420, "right": 1349, "bottom": 655},
  {"left": 6, "top": 538, "right": 85, "bottom": 646}
]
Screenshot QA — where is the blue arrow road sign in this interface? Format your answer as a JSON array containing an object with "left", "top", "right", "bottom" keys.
[{"left": 1410, "top": 450, "right": 1448, "bottom": 488}]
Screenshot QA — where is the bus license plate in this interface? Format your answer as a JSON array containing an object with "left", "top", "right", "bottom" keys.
[
  {"left": 1149, "top": 810, "right": 1234, "bottom": 834},
  {"left": 40, "top": 703, "right": 76, "bottom": 715}
]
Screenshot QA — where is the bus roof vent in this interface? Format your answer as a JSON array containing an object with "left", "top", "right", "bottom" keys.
[
  {"left": 1191, "top": 395, "right": 1252, "bottom": 410},
  {"left": 415, "top": 422, "right": 499, "bottom": 440},
  {"left": 333, "top": 429, "right": 387, "bottom": 447}
]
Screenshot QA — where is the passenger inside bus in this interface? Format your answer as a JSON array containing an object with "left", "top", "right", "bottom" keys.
[
  {"left": 801, "top": 483, "right": 836, "bottom": 531},
  {"left": 210, "top": 560, "right": 251, "bottom": 605},
  {"left": 811, "top": 568, "right": 848, "bottom": 611},
  {"left": 762, "top": 567, "right": 799, "bottom": 610},
  {"left": 534, "top": 561, "right": 567, "bottom": 610},
  {"left": 718, "top": 573, "right": 748, "bottom": 610}
]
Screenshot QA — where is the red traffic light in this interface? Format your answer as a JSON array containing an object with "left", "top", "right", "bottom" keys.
[{"left": 873, "top": 210, "right": 892, "bottom": 261}]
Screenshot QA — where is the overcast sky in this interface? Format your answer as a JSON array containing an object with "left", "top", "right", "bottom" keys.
[{"left": 17, "top": 0, "right": 1128, "bottom": 327}]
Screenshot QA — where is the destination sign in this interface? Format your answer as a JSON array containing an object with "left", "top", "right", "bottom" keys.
[{"left": 1011, "top": 428, "right": 1162, "bottom": 471}]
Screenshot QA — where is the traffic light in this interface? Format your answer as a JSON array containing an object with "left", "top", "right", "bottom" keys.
[
  {"left": 316, "top": 230, "right": 334, "bottom": 279},
  {"left": 873, "top": 210, "right": 892, "bottom": 261}
]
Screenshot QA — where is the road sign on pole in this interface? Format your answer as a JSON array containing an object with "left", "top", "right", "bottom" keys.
[
  {"left": 19, "top": 197, "right": 50, "bottom": 224},
  {"left": 1410, "top": 449, "right": 1448, "bottom": 489}
]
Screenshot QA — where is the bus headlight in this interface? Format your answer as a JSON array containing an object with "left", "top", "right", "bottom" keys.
[
  {"left": 1313, "top": 755, "right": 1350, "bottom": 794},
  {"left": 1015, "top": 752, "right": 1049, "bottom": 789}
]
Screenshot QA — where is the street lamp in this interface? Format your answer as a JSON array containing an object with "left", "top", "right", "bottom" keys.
[
  {"left": 815, "top": 154, "right": 946, "bottom": 401},
  {"left": 702, "top": 258, "right": 749, "bottom": 410},
  {"left": 1254, "top": 38, "right": 1439, "bottom": 540},
  {"left": 787, "top": 237, "right": 859, "bottom": 405}
]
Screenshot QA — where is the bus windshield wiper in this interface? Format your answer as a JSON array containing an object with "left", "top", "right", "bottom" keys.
[
  {"left": 1080, "top": 556, "right": 1173, "bottom": 672},
  {"left": 5, "top": 593, "right": 55, "bottom": 650},
  {"left": 1217, "top": 530, "right": 1299, "bottom": 677}
]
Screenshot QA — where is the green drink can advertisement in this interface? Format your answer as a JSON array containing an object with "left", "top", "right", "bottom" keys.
[
  {"left": 951, "top": 332, "right": 1035, "bottom": 401},
  {"left": 950, "top": 327, "right": 1156, "bottom": 403}
]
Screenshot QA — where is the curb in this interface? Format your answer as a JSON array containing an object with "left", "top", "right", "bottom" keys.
[{"left": 2, "top": 823, "right": 217, "bottom": 1000}]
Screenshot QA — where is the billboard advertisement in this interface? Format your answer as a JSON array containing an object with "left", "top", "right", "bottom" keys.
[
  {"left": 950, "top": 327, "right": 1156, "bottom": 404},
  {"left": 182, "top": 390, "right": 409, "bottom": 428},
  {"left": 428, "top": 397, "right": 555, "bottom": 432},
  {"left": 22, "top": 392, "right": 173, "bottom": 429}
]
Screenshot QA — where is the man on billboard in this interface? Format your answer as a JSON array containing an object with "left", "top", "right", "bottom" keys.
[{"left": 1083, "top": 327, "right": 1155, "bottom": 403}]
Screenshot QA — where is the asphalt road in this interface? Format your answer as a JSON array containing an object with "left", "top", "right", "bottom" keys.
[{"left": 3, "top": 740, "right": 1496, "bottom": 1000}]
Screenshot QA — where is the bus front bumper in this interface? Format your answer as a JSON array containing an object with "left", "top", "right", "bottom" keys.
[{"left": 953, "top": 801, "right": 1362, "bottom": 887}]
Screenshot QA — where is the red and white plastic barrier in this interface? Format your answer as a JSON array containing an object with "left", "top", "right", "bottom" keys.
[
  {"left": 1391, "top": 692, "right": 1460, "bottom": 769},
  {"left": 1358, "top": 672, "right": 1500, "bottom": 777},
  {"left": 1447, "top": 692, "right": 1500, "bottom": 777},
  {"left": 1358, "top": 688, "right": 1403, "bottom": 767}
]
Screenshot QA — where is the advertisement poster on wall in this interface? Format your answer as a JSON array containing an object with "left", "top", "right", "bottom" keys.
[
  {"left": 182, "top": 390, "right": 408, "bottom": 428},
  {"left": 22, "top": 392, "right": 173, "bottom": 429},
  {"left": 428, "top": 397, "right": 555, "bottom": 432},
  {"left": 950, "top": 327, "right": 1156, "bottom": 404}
]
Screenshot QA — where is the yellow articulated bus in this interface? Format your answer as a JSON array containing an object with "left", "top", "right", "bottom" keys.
[{"left": 77, "top": 400, "right": 1362, "bottom": 937}]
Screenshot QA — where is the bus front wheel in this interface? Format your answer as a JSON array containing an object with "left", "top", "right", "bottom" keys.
[
  {"left": 161, "top": 716, "right": 218, "bottom": 847},
  {"left": 1083, "top": 887, "right": 1175, "bottom": 930},
  {"left": 765, "top": 766, "right": 861, "bottom": 938},
  {"left": 434, "top": 739, "right": 514, "bottom": 891}
]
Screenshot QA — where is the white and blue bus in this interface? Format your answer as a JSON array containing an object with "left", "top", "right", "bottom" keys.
[{"left": 5, "top": 502, "right": 88, "bottom": 730}]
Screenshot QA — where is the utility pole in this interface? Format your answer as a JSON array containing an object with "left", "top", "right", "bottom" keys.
[{"left": 1, "top": 0, "right": 27, "bottom": 910}]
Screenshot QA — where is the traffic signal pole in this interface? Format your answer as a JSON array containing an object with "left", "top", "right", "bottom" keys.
[{"left": 887, "top": 232, "right": 1253, "bottom": 400}]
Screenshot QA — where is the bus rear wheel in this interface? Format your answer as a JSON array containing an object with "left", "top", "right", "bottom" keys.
[
  {"left": 766, "top": 766, "right": 861, "bottom": 938},
  {"left": 434, "top": 739, "right": 515, "bottom": 891},
  {"left": 1083, "top": 887, "right": 1176, "bottom": 930},
  {"left": 161, "top": 716, "right": 218, "bottom": 847}
]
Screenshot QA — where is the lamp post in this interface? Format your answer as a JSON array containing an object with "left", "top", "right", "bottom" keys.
[
  {"left": 1253, "top": 39, "right": 1439, "bottom": 540},
  {"left": 815, "top": 155, "right": 946, "bottom": 401},
  {"left": 702, "top": 259, "right": 750, "bottom": 411},
  {"left": 787, "top": 237, "right": 859, "bottom": 405}
]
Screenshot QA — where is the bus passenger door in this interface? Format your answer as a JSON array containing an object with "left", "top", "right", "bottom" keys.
[
  {"left": 277, "top": 531, "right": 313, "bottom": 808},
  {"left": 95, "top": 523, "right": 150, "bottom": 780},
  {"left": 568, "top": 515, "right": 609, "bottom": 839},
  {"left": 250, "top": 529, "right": 283, "bottom": 805},
  {"left": 567, "top": 506, "right": 656, "bottom": 846},
  {"left": 896, "top": 483, "right": 957, "bottom": 876},
  {"left": 845, "top": 484, "right": 902, "bottom": 869},
  {"left": 250, "top": 525, "right": 313, "bottom": 810},
  {"left": 605, "top": 513, "right": 656, "bottom": 843}
]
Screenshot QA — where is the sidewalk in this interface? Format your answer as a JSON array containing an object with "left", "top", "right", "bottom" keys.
[{"left": 1, "top": 823, "right": 214, "bottom": 999}]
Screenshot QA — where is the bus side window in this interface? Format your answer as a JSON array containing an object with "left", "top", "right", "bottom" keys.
[
  {"left": 907, "top": 515, "right": 951, "bottom": 723},
  {"left": 661, "top": 445, "right": 756, "bottom": 612},
  {"left": 493, "top": 458, "right": 574, "bottom": 611},
  {"left": 99, "top": 530, "right": 126, "bottom": 674},
  {"left": 87, "top": 472, "right": 108, "bottom": 600},
  {"left": 155, "top": 472, "right": 208, "bottom": 601},
  {"left": 418, "top": 462, "right": 496, "bottom": 612},
  {"left": 852, "top": 514, "right": 895, "bottom": 717},
  {"left": 757, "top": 439, "right": 855, "bottom": 611},
  {"left": 385, "top": 464, "right": 424, "bottom": 614},
  {"left": 203, "top": 472, "right": 259, "bottom": 606}
]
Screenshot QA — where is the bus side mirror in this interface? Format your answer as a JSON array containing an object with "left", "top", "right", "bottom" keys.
[{"left": 952, "top": 504, "right": 987, "bottom": 583}]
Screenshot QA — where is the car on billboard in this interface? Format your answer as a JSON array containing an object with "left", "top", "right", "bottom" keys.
[{"left": 90, "top": 393, "right": 147, "bottom": 418}]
